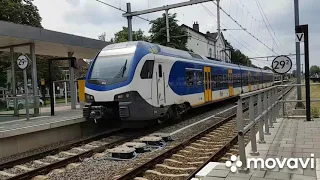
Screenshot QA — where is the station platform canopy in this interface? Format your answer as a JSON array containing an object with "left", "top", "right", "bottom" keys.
[{"left": 0, "top": 20, "right": 110, "bottom": 59}]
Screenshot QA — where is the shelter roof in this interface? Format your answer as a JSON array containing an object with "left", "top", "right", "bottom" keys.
[{"left": 0, "top": 21, "right": 110, "bottom": 59}]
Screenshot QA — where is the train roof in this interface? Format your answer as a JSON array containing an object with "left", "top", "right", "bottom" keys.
[{"left": 101, "top": 41, "right": 272, "bottom": 73}]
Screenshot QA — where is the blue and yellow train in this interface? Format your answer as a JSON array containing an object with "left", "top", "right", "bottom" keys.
[{"left": 83, "top": 41, "right": 274, "bottom": 124}]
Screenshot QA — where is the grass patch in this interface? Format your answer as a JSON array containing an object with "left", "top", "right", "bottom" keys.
[{"left": 301, "top": 82, "right": 320, "bottom": 118}]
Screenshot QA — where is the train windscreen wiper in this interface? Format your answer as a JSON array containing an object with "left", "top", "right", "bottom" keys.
[{"left": 114, "top": 59, "right": 128, "bottom": 78}]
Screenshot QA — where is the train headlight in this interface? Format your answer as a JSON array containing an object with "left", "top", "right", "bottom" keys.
[
  {"left": 85, "top": 93, "right": 95, "bottom": 103},
  {"left": 115, "top": 92, "right": 130, "bottom": 101}
]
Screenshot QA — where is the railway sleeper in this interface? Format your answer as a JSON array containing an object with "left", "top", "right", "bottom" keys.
[
  {"left": 134, "top": 177, "right": 149, "bottom": 180},
  {"left": 33, "top": 175, "right": 49, "bottom": 180},
  {"left": 33, "top": 160, "right": 50, "bottom": 165},
  {"left": 14, "top": 165, "right": 34, "bottom": 171},
  {"left": 0, "top": 171, "right": 15, "bottom": 177},
  {"left": 155, "top": 164, "right": 197, "bottom": 170},
  {"left": 60, "top": 151, "right": 77, "bottom": 156},
  {"left": 164, "top": 159, "right": 204, "bottom": 165},
  {"left": 185, "top": 146, "right": 219, "bottom": 152},
  {"left": 46, "top": 155, "right": 65, "bottom": 161},
  {"left": 48, "top": 168, "right": 65, "bottom": 175},
  {"left": 66, "top": 163, "right": 81, "bottom": 170},
  {"left": 144, "top": 170, "right": 189, "bottom": 177},
  {"left": 172, "top": 154, "right": 209, "bottom": 160}
]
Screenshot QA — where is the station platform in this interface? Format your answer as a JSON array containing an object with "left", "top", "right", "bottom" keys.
[
  {"left": 195, "top": 117, "right": 320, "bottom": 180},
  {"left": 0, "top": 107, "right": 86, "bottom": 158}
]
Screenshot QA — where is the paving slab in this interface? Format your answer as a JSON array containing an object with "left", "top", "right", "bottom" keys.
[{"left": 195, "top": 117, "right": 320, "bottom": 180}]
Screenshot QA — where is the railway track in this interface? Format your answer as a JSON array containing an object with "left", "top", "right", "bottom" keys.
[
  {"left": 0, "top": 127, "right": 164, "bottom": 180},
  {"left": 116, "top": 85, "right": 294, "bottom": 180},
  {"left": 0, "top": 83, "right": 293, "bottom": 180},
  {"left": 0, "top": 99, "right": 238, "bottom": 180}
]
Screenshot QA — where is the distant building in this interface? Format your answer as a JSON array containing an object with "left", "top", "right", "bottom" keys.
[{"left": 181, "top": 22, "right": 231, "bottom": 63}]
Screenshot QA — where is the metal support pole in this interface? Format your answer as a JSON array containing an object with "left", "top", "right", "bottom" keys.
[
  {"left": 23, "top": 69, "right": 29, "bottom": 120},
  {"left": 10, "top": 47, "right": 18, "bottom": 116},
  {"left": 264, "top": 91, "right": 271, "bottom": 135},
  {"left": 30, "top": 43, "right": 39, "bottom": 116},
  {"left": 53, "top": 82, "right": 56, "bottom": 105},
  {"left": 268, "top": 90, "right": 274, "bottom": 128},
  {"left": 127, "top": 3, "right": 133, "bottom": 41},
  {"left": 64, "top": 82, "right": 67, "bottom": 105},
  {"left": 249, "top": 95, "right": 259, "bottom": 156},
  {"left": 75, "top": 81, "right": 78, "bottom": 104},
  {"left": 257, "top": 93, "right": 265, "bottom": 143},
  {"left": 217, "top": 0, "right": 221, "bottom": 34},
  {"left": 303, "top": 25, "right": 311, "bottom": 121},
  {"left": 48, "top": 60, "right": 54, "bottom": 116},
  {"left": 165, "top": 9, "right": 170, "bottom": 43},
  {"left": 294, "top": 0, "right": 304, "bottom": 109},
  {"left": 69, "top": 52, "right": 76, "bottom": 109},
  {"left": 281, "top": 76, "right": 285, "bottom": 117},
  {"left": 236, "top": 98, "right": 247, "bottom": 170},
  {"left": 273, "top": 88, "right": 277, "bottom": 122}
]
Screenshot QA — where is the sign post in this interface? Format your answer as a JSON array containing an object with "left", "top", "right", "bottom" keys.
[
  {"left": 296, "top": 24, "right": 311, "bottom": 121},
  {"left": 17, "top": 55, "right": 30, "bottom": 120},
  {"left": 272, "top": 55, "right": 292, "bottom": 117}
]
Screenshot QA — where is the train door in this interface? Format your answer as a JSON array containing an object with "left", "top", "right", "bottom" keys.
[
  {"left": 248, "top": 72, "right": 252, "bottom": 92},
  {"left": 228, "top": 69, "right": 234, "bottom": 96},
  {"left": 204, "top": 67, "right": 212, "bottom": 102},
  {"left": 155, "top": 62, "right": 165, "bottom": 106}
]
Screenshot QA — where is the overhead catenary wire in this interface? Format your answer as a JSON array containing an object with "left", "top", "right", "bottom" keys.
[
  {"left": 201, "top": 4, "right": 264, "bottom": 57},
  {"left": 95, "top": 0, "right": 151, "bottom": 22},
  {"left": 255, "top": 0, "right": 287, "bottom": 54},
  {"left": 212, "top": 1, "right": 278, "bottom": 55}
]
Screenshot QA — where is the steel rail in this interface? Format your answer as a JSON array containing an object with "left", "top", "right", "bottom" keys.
[
  {"left": 117, "top": 84, "right": 294, "bottom": 180},
  {"left": 7, "top": 128, "right": 159, "bottom": 180},
  {"left": 0, "top": 128, "right": 126, "bottom": 170},
  {"left": 187, "top": 84, "right": 294, "bottom": 179}
]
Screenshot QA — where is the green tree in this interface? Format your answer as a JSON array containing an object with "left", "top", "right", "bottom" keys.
[
  {"left": 0, "top": 0, "right": 42, "bottom": 28},
  {"left": 310, "top": 65, "right": 320, "bottom": 77},
  {"left": 149, "top": 13, "right": 188, "bottom": 50},
  {"left": 230, "top": 48, "right": 253, "bottom": 67},
  {"left": 112, "top": 27, "right": 148, "bottom": 43},
  {"left": 0, "top": 0, "right": 42, "bottom": 89},
  {"left": 98, "top": 32, "right": 106, "bottom": 41},
  {"left": 0, "top": 1, "right": 64, "bottom": 91}
]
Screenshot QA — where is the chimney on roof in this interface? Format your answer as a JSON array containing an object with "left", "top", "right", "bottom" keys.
[{"left": 193, "top": 22, "right": 199, "bottom": 31}]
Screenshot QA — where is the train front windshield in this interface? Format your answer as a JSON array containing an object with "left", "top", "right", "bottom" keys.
[{"left": 89, "top": 54, "right": 133, "bottom": 85}]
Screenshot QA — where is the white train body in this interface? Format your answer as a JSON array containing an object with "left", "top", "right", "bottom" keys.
[{"left": 83, "top": 41, "right": 274, "bottom": 123}]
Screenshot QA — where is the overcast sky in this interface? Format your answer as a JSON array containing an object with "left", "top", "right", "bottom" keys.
[{"left": 33, "top": 0, "right": 319, "bottom": 69}]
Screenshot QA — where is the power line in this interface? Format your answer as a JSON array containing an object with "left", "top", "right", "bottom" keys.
[
  {"left": 237, "top": 0, "right": 263, "bottom": 23},
  {"left": 254, "top": 0, "right": 279, "bottom": 51},
  {"left": 95, "top": 0, "right": 151, "bottom": 22},
  {"left": 255, "top": 0, "right": 287, "bottom": 54},
  {"left": 201, "top": 4, "right": 264, "bottom": 57},
  {"left": 212, "top": 1, "right": 278, "bottom": 55}
]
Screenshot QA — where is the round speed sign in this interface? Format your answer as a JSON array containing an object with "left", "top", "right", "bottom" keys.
[
  {"left": 271, "top": 56, "right": 292, "bottom": 74},
  {"left": 17, "top": 55, "right": 29, "bottom": 69}
]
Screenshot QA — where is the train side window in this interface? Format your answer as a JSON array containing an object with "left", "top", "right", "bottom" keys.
[
  {"left": 140, "top": 60, "right": 154, "bottom": 79},
  {"left": 224, "top": 75, "right": 228, "bottom": 88},
  {"left": 196, "top": 71, "right": 203, "bottom": 86},
  {"left": 186, "top": 70, "right": 194, "bottom": 86},
  {"left": 211, "top": 75, "right": 217, "bottom": 88}
]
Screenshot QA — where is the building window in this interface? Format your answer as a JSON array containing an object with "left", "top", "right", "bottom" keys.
[
  {"left": 140, "top": 60, "right": 154, "bottom": 79},
  {"left": 63, "top": 70, "right": 70, "bottom": 80},
  {"left": 209, "top": 48, "right": 212, "bottom": 57}
]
